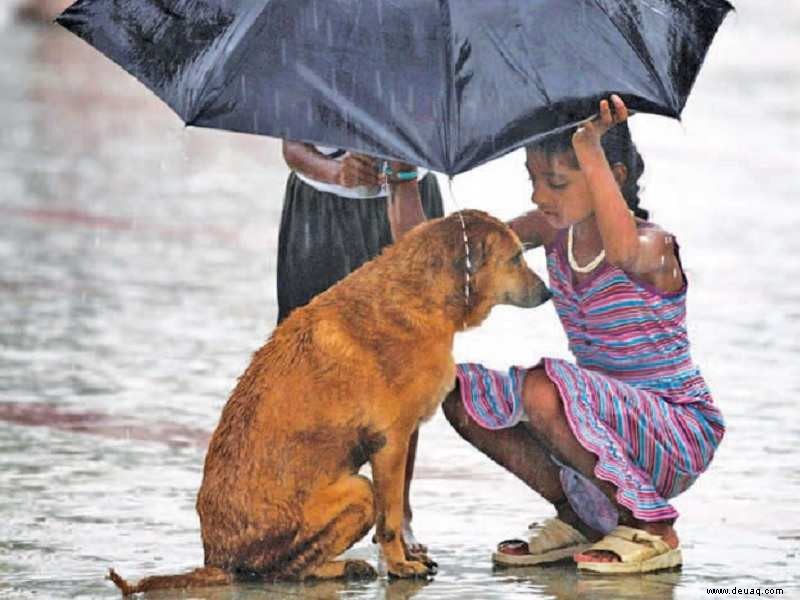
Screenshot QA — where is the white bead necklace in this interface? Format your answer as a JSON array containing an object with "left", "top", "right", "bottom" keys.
[{"left": 567, "top": 225, "right": 605, "bottom": 274}]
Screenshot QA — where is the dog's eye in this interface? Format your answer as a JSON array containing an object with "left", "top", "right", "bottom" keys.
[{"left": 511, "top": 253, "right": 523, "bottom": 266}]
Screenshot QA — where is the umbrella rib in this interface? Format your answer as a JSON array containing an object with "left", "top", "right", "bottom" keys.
[
  {"left": 187, "top": 1, "right": 270, "bottom": 126},
  {"left": 590, "top": 0, "right": 676, "bottom": 113}
]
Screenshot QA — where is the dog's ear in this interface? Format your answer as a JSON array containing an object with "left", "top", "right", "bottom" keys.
[{"left": 452, "top": 236, "right": 488, "bottom": 275}]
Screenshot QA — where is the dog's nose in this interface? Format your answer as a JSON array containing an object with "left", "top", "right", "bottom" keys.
[{"left": 540, "top": 286, "right": 553, "bottom": 303}]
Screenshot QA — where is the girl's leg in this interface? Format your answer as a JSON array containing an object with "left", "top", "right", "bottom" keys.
[
  {"left": 520, "top": 369, "right": 679, "bottom": 562},
  {"left": 441, "top": 389, "right": 598, "bottom": 541}
]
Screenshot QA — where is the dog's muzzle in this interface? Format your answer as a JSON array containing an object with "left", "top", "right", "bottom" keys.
[{"left": 507, "top": 283, "right": 552, "bottom": 308}]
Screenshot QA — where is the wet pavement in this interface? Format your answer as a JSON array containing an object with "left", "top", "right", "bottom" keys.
[{"left": 1, "top": 1, "right": 799, "bottom": 598}]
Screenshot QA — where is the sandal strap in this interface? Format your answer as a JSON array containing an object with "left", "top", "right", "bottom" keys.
[
  {"left": 527, "top": 518, "right": 588, "bottom": 554},
  {"left": 585, "top": 526, "right": 672, "bottom": 563}
]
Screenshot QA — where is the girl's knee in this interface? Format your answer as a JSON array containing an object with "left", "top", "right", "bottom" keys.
[{"left": 522, "top": 369, "right": 564, "bottom": 430}]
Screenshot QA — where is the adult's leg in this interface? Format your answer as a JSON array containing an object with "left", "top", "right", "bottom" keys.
[
  {"left": 402, "top": 429, "right": 426, "bottom": 553},
  {"left": 520, "top": 368, "right": 679, "bottom": 562},
  {"left": 398, "top": 173, "right": 444, "bottom": 548}
]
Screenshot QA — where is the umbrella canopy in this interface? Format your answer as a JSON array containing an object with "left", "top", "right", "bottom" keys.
[{"left": 57, "top": 0, "right": 732, "bottom": 176}]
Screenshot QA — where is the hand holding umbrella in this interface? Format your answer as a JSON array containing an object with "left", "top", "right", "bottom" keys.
[
  {"left": 573, "top": 95, "right": 631, "bottom": 151},
  {"left": 569, "top": 95, "right": 641, "bottom": 271},
  {"left": 336, "top": 153, "right": 381, "bottom": 189}
]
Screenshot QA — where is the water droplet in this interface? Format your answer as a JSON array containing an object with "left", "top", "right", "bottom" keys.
[
  {"left": 312, "top": 0, "right": 319, "bottom": 31},
  {"left": 273, "top": 90, "right": 281, "bottom": 117}
]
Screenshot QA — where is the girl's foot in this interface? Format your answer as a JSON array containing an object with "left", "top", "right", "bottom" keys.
[
  {"left": 574, "top": 521, "right": 678, "bottom": 563},
  {"left": 493, "top": 517, "right": 592, "bottom": 567},
  {"left": 497, "top": 497, "right": 601, "bottom": 558}
]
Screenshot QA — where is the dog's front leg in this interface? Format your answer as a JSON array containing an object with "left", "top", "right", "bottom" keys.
[{"left": 370, "top": 429, "right": 432, "bottom": 578}]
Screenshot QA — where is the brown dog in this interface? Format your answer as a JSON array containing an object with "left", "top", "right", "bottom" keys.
[{"left": 108, "top": 209, "right": 550, "bottom": 595}]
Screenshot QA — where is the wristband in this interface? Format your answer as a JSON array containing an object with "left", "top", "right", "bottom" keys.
[{"left": 383, "top": 164, "right": 419, "bottom": 182}]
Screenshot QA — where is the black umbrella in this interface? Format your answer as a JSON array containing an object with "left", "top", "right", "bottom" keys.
[{"left": 57, "top": 0, "right": 732, "bottom": 176}]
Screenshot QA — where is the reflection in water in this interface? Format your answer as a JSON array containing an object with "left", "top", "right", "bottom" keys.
[
  {"left": 1, "top": 1, "right": 799, "bottom": 599},
  {"left": 494, "top": 565, "right": 681, "bottom": 600},
  {"left": 140, "top": 577, "right": 432, "bottom": 600}
]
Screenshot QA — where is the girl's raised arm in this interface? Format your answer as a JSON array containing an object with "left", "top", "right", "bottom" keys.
[
  {"left": 572, "top": 96, "right": 683, "bottom": 293},
  {"left": 572, "top": 96, "right": 639, "bottom": 269}
]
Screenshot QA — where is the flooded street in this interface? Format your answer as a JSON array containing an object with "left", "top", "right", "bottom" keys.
[{"left": 1, "top": 1, "right": 798, "bottom": 598}]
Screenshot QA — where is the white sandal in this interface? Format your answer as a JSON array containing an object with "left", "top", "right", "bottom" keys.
[
  {"left": 492, "top": 518, "right": 591, "bottom": 567},
  {"left": 576, "top": 526, "right": 682, "bottom": 574}
]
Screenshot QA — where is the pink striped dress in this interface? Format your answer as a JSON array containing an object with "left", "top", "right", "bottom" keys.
[{"left": 456, "top": 224, "right": 725, "bottom": 522}]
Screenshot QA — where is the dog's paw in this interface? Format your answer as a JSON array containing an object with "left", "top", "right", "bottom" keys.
[
  {"left": 344, "top": 560, "right": 378, "bottom": 580},
  {"left": 405, "top": 551, "right": 438, "bottom": 574},
  {"left": 387, "top": 559, "right": 435, "bottom": 579}
]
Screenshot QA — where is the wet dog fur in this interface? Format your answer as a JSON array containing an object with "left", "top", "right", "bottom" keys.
[{"left": 109, "top": 210, "right": 550, "bottom": 595}]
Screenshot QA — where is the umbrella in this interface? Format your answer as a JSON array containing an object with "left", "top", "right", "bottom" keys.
[{"left": 56, "top": 0, "right": 732, "bottom": 176}]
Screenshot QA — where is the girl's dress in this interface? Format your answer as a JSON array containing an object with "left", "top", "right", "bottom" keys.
[{"left": 456, "top": 225, "right": 725, "bottom": 522}]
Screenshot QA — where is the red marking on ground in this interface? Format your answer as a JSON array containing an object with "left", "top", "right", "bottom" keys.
[
  {"left": 0, "top": 206, "right": 240, "bottom": 243},
  {"left": 0, "top": 401, "right": 210, "bottom": 449}
]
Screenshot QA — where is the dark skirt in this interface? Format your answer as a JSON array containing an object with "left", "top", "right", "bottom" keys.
[{"left": 276, "top": 172, "right": 444, "bottom": 322}]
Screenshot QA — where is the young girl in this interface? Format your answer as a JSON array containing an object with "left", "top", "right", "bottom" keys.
[{"left": 442, "top": 95, "right": 725, "bottom": 573}]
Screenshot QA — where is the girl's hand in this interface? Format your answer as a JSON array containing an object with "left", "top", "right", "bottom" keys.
[{"left": 572, "top": 94, "right": 630, "bottom": 150}]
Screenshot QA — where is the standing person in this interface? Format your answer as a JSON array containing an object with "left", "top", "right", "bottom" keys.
[
  {"left": 279, "top": 141, "right": 444, "bottom": 551},
  {"left": 442, "top": 95, "right": 725, "bottom": 573}
]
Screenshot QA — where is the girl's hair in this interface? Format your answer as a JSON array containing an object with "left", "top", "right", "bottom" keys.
[{"left": 528, "top": 122, "right": 649, "bottom": 220}]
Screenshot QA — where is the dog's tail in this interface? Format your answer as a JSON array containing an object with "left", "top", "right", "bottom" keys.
[{"left": 107, "top": 566, "right": 232, "bottom": 596}]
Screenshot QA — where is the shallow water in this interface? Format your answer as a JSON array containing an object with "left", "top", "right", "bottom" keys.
[{"left": 1, "top": 1, "right": 799, "bottom": 598}]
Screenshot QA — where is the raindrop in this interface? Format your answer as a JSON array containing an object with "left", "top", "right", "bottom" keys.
[
  {"left": 280, "top": 40, "right": 287, "bottom": 65},
  {"left": 240, "top": 75, "right": 247, "bottom": 102},
  {"left": 312, "top": 0, "right": 319, "bottom": 31},
  {"left": 325, "top": 19, "right": 333, "bottom": 45},
  {"left": 273, "top": 90, "right": 281, "bottom": 117},
  {"left": 660, "top": 255, "right": 666, "bottom": 265}
]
